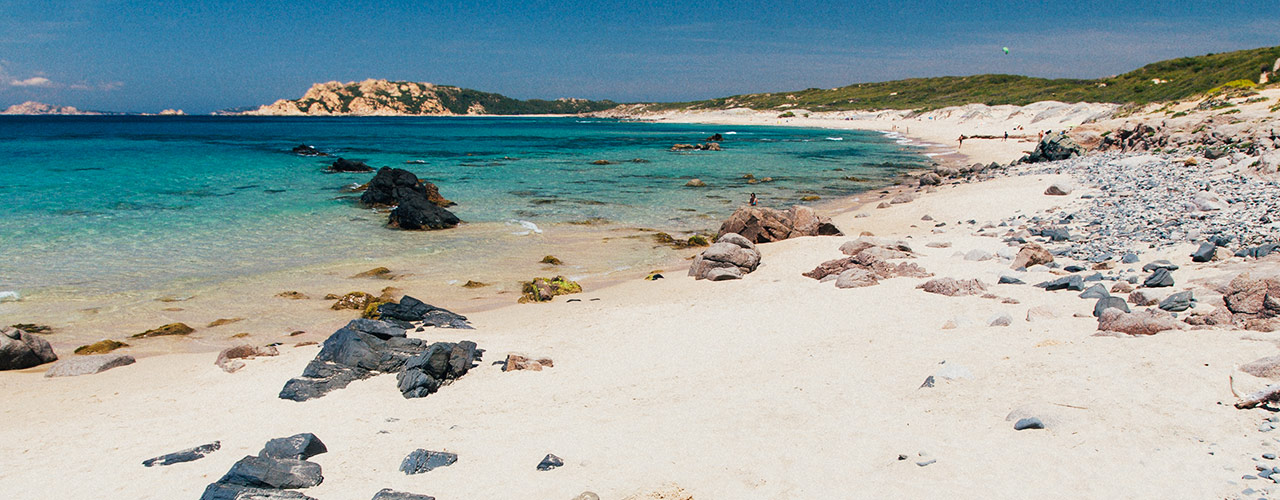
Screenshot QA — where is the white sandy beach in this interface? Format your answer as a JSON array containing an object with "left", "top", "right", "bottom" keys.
[{"left": 4, "top": 101, "right": 1280, "bottom": 500}]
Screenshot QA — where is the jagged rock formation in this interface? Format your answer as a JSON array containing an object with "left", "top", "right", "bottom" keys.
[
  {"left": 1, "top": 101, "right": 100, "bottom": 115},
  {"left": 244, "top": 79, "right": 615, "bottom": 116}
]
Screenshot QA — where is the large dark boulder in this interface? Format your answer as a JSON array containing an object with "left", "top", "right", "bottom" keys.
[
  {"left": 200, "top": 483, "right": 316, "bottom": 500},
  {"left": 1143, "top": 268, "right": 1174, "bottom": 288},
  {"left": 260, "top": 433, "right": 327, "bottom": 461},
  {"left": 717, "top": 205, "right": 842, "bottom": 244},
  {"left": 377, "top": 296, "right": 472, "bottom": 329},
  {"left": 360, "top": 167, "right": 454, "bottom": 208},
  {"left": 218, "top": 456, "right": 323, "bottom": 489},
  {"left": 396, "top": 341, "right": 481, "bottom": 398},
  {"left": 279, "top": 324, "right": 429, "bottom": 402},
  {"left": 0, "top": 326, "right": 57, "bottom": 370},
  {"left": 1021, "top": 132, "right": 1086, "bottom": 163},
  {"left": 1035, "top": 275, "right": 1084, "bottom": 291},
  {"left": 389, "top": 194, "right": 460, "bottom": 230}
]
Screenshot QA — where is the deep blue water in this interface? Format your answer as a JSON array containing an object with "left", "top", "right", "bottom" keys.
[{"left": 0, "top": 116, "right": 928, "bottom": 295}]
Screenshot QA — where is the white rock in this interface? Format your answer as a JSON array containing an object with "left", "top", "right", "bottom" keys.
[
  {"left": 988, "top": 312, "right": 1013, "bottom": 327},
  {"left": 964, "top": 249, "right": 994, "bottom": 261}
]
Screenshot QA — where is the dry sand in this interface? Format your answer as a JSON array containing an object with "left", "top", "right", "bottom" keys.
[{"left": 3, "top": 108, "right": 1279, "bottom": 500}]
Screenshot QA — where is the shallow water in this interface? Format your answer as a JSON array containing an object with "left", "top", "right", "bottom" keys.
[{"left": 0, "top": 116, "right": 928, "bottom": 299}]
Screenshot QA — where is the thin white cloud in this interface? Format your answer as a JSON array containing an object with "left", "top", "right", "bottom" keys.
[{"left": 10, "top": 76, "right": 53, "bottom": 87}]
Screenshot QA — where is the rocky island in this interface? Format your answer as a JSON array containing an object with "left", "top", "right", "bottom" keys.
[{"left": 242, "top": 79, "right": 616, "bottom": 116}]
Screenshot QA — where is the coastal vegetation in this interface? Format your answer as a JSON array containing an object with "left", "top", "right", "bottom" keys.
[{"left": 643, "top": 45, "right": 1280, "bottom": 112}]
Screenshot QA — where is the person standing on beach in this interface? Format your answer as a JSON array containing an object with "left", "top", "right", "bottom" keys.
[
  {"left": 1003, "top": 131, "right": 1008, "bottom": 142},
  {"left": 958, "top": 135, "right": 965, "bottom": 148}
]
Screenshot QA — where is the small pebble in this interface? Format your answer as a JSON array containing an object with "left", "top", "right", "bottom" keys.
[
  {"left": 1266, "top": 453, "right": 1277, "bottom": 460},
  {"left": 916, "top": 459, "right": 936, "bottom": 467},
  {"left": 1014, "top": 417, "right": 1045, "bottom": 430}
]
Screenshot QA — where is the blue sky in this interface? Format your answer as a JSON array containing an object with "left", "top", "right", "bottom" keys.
[{"left": 1, "top": 0, "right": 1277, "bottom": 113}]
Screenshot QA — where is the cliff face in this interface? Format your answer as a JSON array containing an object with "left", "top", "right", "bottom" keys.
[
  {"left": 245, "top": 79, "right": 615, "bottom": 116},
  {"left": 1, "top": 101, "right": 100, "bottom": 115}
]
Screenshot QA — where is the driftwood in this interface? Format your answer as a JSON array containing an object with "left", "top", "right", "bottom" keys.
[{"left": 1235, "top": 379, "right": 1280, "bottom": 409}]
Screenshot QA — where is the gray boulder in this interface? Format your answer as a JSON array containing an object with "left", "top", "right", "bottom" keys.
[
  {"left": 1158, "top": 291, "right": 1195, "bottom": 312},
  {"left": 1078, "top": 284, "right": 1109, "bottom": 299},
  {"left": 1191, "top": 242, "right": 1216, "bottom": 263},
  {"left": 1021, "top": 132, "right": 1085, "bottom": 163},
  {"left": 279, "top": 326, "right": 429, "bottom": 402},
  {"left": 260, "top": 434, "right": 327, "bottom": 461},
  {"left": 1143, "top": 268, "right": 1174, "bottom": 288},
  {"left": 372, "top": 489, "right": 435, "bottom": 500},
  {"left": 395, "top": 341, "right": 481, "bottom": 399},
  {"left": 400, "top": 449, "right": 457, "bottom": 475},
  {"left": 44, "top": 353, "right": 134, "bottom": 377},
  {"left": 1035, "top": 275, "right": 1084, "bottom": 291},
  {"left": 0, "top": 326, "right": 57, "bottom": 370},
  {"left": 218, "top": 456, "right": 323, "bottom": 489},
  {"left": 689, "top": 233, "right": 762, "bottom": 281},
  {"left": 1142, "top": 260, "right": 1179, "bottom": 272},
  {"left": 1094, "top": 296, "right": 1131, "bottom": 317},
  {"left": 200, "top": 484, "right": 316, "bottom": 500}
]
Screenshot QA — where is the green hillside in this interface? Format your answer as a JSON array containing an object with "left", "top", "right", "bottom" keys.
[{"left": 647, "top": 45, "right": 1280, "bottom": 112}]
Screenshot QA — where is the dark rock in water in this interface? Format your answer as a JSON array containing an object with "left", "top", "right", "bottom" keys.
[
  {"left": 377, "top": 296, "right": 472, "bottom": 329},
  {"left": 291, "top": 145, "right": 328, "bottom": 157},
  {"left": 0, "top": 325, "right": 57, "bottom": 370},
  {"left": 1094, "top": 296, "right": 1130, "bottom": 317},
  {"left": 1014, "top": 417, "right": 1045, "bottom": 430},
  {"left": 1064, "top": 265, "right": 1085, "bottom": 273},
  {"left": 360, "top": 166, "right": 454, "bottom": 208},
  {"left": 396, "top": 341, "right": 481, "bottom": 399},
  {"left": 537, "top": 453, "right": 565, "bottom": 471},
  {"left": 279, "top": 325, "right": 430, "bottom": 402},
  {"left": 260, "top": 433, "right": 327, "bottom": 461},
  {"left": 399, "top": 449, "right": 457, "bottom": 475},
  {"left": 200, "top": 483, "right": 316, "bottom": 500},
  {"left": 372, "top": 489, "right": 435, "bottom": 500},
  {"left": 389, "top": 194, "right": 460, "bottom": 230},
  {"left": 706, "top": 133, "right": 723, "bottom": 142},
  {"left": 1035, "top": 275, "right": 1084, "bottom": 291},
  {"left": 998, "top": 275, "right": 1024, "bottom": 285},
  {"left": 1079, "top": 284, "right": 1109, "bottom": 299},
  {"left": 1143, "top": 268, "right": 1174, "bottom": 288},
  {"left": 1191, "top": 242, "right": 1216, "bottom": 263},
  {"left": 1121, "top": 253, "right": 1139, "bottom": 264},
  {"left": 1020, "top": 132, "right": 1085, "bottom": 163},
  {"left": 142, "top": 441, "right": 221, "bottom": 467},
  {"left": 218, "top": 455, "right": 323, "bottom": 489},
  {"left": 1141, "top": 260, "right": 1179, "bottom": 272},
  {"left": 1159, "top": 291, "right": 1195, "bottom": 312},
  {"left": 329, "top": 158, "right": 374, "bottom": 173}
]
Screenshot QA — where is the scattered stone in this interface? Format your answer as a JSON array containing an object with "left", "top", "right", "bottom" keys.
[
  {"left": 461, "top": 280, "right": 489, "bottom": 288},
  {"left": 919, "top": 173, "right": 942, "bottom": 186},
  {"left": 918, "top": 278, "right": 987, "bottom": 296},
  {"left": 1121, "top": 253, "right": 1140, "bottom": 264},
  {"left": 891, "top": 193, "right": 915, "bottom": 204},
  {"left": 1026, "top": 306, "right": 1058, "bottom": 322},
  {"left": 200, "top": 483, "right": 316, "bottom": 500},
  {"left": 689, "top": 233, "right": 762, "bottom": 281},
  {"left": 131, "top": 322, "right": 195, "bottom": 339},
  {"left": 1142, "top": 260, "right": 1179, "bottom": 272},
  {"left": 260, "top": 433, "right": 327, "bottom": 461},
  {"left": 1011, "top": 243, "right": 1054, "bottom": 269},
  {"left": 143, "top": 441, "right": 221, "bottom": 467},
  {"left": 400, "top": 449, "right": 457, "bottom": 475},
  {"left": 988, "top": 313, "right": 1013, "bottom": 327},
  {"left": 10, "top": 323, "right": 50, "bottom": 334},
  {"left": 328, "top": 158, "right": 372, "bottom": 172},
  {"left": 537, "top": 454, "right": 564, "bottom": 471},
  {"left": 1143, "top": 268, "right": 1175, "bottom": 288},
  {"left": 215, "top": 345, "right": 280, "bottom": 373},
  {"left": 1097, "top": 308, "right": 1182, "bottom": 336},
  {"left": 276, "top": 291, "right": 309, "bottom": 300},
  {"left": 1128, "top": 289, "right": 1163, "bottom": 306},
  {"left": 684, "top": 178, "right": 706, "bottom": 187},
  {"left": 44, "top": 353, "right": 135, "bottom": 377},
  {"left": 74, "top": 339, "right": 128, "bottom": 355},
  {"left": 916, "top": 458, "right": 937, "bottom": 467},
  {"left": 964, "top": 249, "right": 994, "bottom": 261},
  {"left": 834, "top": 268, "right": 878, "bottom": 289},
  {"left": 1158, "top": 291, "right": 1195, "bottom": 312},
  {"left": 217, "top": 455, "right": 323, "bottom": 489},
  {"left": 1014, "top": 417, "right": 1045, "bottom": 430},
  {"left": 0, "top": 326, "right": 58, "bottom": 370},
  {"left": 540, "top": 255, "right": 563, "bottom": 265},
  {"left": 998, "top": 275, "right": 1025, "bottom": 285},
  {"left": 1035, "top": 275, "right": 1084, "bottom": 291},
  {"left": 717, "top": 205, "right": 842, "bottom": 243},
  {"left": 925, "top": 241, "right": 950, "bottom": 248},
  {"left": 1191, "top": 242, "right": 1217, "bottom": 262},
  {"left": 376, "top": 296, "right": 472, "bottom": 329},
  {"left": 503, "top": 354, "right": 553, "bottom": 371},
  {"left": 1111, "top": 282, "right": 1134, "bottom": 294},
  {"left": 520, "top": 276, "right": 584, "bottom": 301},
  {"left": 1093, "top": 297, "right": 1130, "bottom": 317},
  {"left": 1044, "top": 183, "right": 1073, "bottom": 196},
  {"left": 1079, "top": 284, "right": 1110, "bottom": 299}
]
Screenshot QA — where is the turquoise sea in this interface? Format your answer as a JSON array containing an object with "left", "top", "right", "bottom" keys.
[{"left": 0, "top": 116, "right": 929, "bottom": 298}]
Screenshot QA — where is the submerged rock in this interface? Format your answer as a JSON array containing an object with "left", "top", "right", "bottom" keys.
[
  {"left": 0, "top": 326, "right": 57, "bottom": 370},
  {"left": 143, "top": 441, "right": 221, "bottom": 467},
  {"left": 131, "top": 322, "right": 194, "bottom": 339},
  {"left": 360, "top": 166, "right": 454, "bottom": 208},
  {"left": 328, "top": 158, "right": 373, "bottom": 172}
]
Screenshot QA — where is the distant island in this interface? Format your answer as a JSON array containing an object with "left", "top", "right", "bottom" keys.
[
  {"left": 1, "top": 101, "right": 101, "bottom": 115},
  {"left": 239, "top": 79, "right": 617, "bottom": 116}
]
